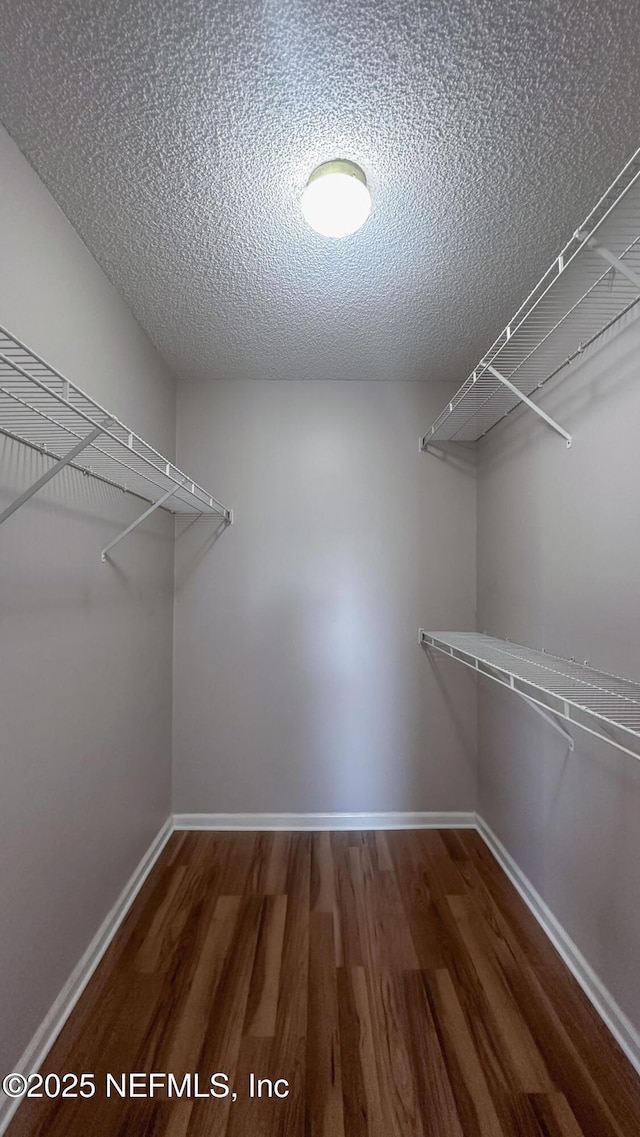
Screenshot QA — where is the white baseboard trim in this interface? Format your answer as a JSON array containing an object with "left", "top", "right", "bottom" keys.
[
  {"left": 0, "top": 816, "right": 174, "bottom": 1136},
  {"left": 173, "top": 811, "right": 477, "bottom": 831},
  {"left": 476, "top": 814, "right": 640, "bottom": 1076}
]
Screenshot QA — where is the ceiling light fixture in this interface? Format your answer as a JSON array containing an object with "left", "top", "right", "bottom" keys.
[{"left": 301, "top": 160, "right": 371, "bottom": 238}]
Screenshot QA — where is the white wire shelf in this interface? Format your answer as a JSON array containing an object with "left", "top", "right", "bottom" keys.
[
  {"left": 422, "top": 146, "right": 640, "bottom": 447},
  {"left": 420, "top": 631, "right": 640, "bottom": 762},
  {"left": 0, "top": 323, "right": 232, "bottom": 556}
]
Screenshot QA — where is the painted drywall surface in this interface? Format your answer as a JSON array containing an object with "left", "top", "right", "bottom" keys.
[
  {"left": 476, "top": 306, "right": 640, "bottom": 1030},
  {"left": 0, "top": 124, "right": 176, "bottom": 1072},
  {"left": 173, "top": 378, "right": 477, "bottom": 814}
]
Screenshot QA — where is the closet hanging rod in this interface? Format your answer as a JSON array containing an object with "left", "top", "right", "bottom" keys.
[
  {"left": 0, "top": 323, "right": 232, "bottom": 553},
  {"left": 420, "top": 145, "right": 640, "bottom": 448},
  {"left": 419, "top": 631, "right": 640, "bottom": 762}
]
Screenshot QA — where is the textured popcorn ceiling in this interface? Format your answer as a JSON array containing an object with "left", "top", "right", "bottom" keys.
[{"left": 1, "top": 1, "right": 640, "bottom": 384}]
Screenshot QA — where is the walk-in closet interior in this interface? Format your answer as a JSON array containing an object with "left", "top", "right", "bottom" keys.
[{"left": 1, "top": 2, "right": 640, "bottom": 1135}]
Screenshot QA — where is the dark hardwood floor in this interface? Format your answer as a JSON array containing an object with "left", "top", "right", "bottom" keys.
[{"left": 7, "top": 829, "right": 640, "bottom": 1136}]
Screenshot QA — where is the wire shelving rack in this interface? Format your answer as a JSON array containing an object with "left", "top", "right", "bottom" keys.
[
  {"left": 0, "top": 324, "right": 231, "bottom": 558},
  {"left": 421, "top": 147, "right": 640, "bottom": 448},
  {"left": 420, "top": 631, "right": 640, "bottom": 761}
]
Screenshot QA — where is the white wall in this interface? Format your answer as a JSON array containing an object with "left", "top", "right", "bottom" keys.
[
  {"left": 476, "top": 306, "right": 640, "bottom": 1032},
  {"left": 0, "top": 124, "right": 176, "bottom": 1072},
  {"left": 173, "top": 378, "right": 477, "bottom": 815}
]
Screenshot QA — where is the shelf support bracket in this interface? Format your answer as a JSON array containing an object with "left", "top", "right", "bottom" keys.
[
  {"left": 0, "top": 422, "right": 107, "bottom": 527},
  {"left": 421, "top": 631, "right": 575, "bottom": 751},
  {"left": 513, "top": 688, "right": 575, "bottom": 751},
  {"left": 479, "top": 658, "right": 574, "bottom": 750},
  {"left": 101, "top": 482, "right": 231, "bottom": 561},
  {"left": 577, "top": 234, "right": 640, "bottom": 291},
  {"left": 486, "top": 365, "right": 572, "bottom": 447},
  {"left": 101, "top": 480, "right": 186, "bottom": 562}
]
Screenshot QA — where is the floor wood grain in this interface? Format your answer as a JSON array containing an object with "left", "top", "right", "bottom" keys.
[{"left": 7, "top": 830, "right": 640, "bottom": 1136}]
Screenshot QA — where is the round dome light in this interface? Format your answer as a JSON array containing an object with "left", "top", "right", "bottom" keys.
[{"left": 301, "top": 160, "right": 371, "bottom": 238}]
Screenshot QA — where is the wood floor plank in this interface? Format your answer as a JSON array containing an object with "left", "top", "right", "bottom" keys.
[
  {"left": 365, "top": 967, "right": 427, "bottom": 1136},
  {"left": 373, "top": 831, "right": 394, "bottom": 873},
  {"left": 305, "top": 911, "right": 345, "bottom": 1136},
  {"left": 311, "top": 832, "right": 343, "bottom": 965},
  {"left": 186, "top": 895, "right": 263, "bottom": 1137},
  {"left": 159, "top": 1101, "right": 194, "bottom": 1137},
  {"left": 337, "top": 966, "right": 374, "bottom": 1137},
  {"left": 359, "top": 841, "right": 420, "bottom": 972},
  {"left": 350, "top": 841, "right": 429, "bottom": 1134},
  {"left": 456, "top": 854, "right": 636, "bottom": 1136},
  {"left": 245, "top": 894, "right": 288, "bottom": 1037},
  {"left": 439, "top": 829, "right": 472, "bottom": 863},
  {"left": 417, "top": 830, "right": 469, "bottom": 896},
  {"left": 385, "top": 830, "right": 453, "bottom": 969},
  {"left": 528, "top": 1092, "right": 586, "bottom": 1137},
  {"left": 224, "top": 1036, "right": 286, "bottom": 1137},
  {"left": 402, "top": 969, "right": 464, "bottom": 1137},
  {"left": 419, "top": 890, "right": 539, "bottom": 1114},
  {"left": 333, "top": 844, "right": 366, "bottom": 967},
  {"left": 263, "top": 833, "right": 311, "bottom": 1135},
  {"left": 447, "top": 893, "right": 554, "bottom": 1093},
  {"left": 430, "top": 966, "right": 507, "bottom": 1137},
  {"left": 458, "top": 831, "right": 557, "bottom": 967},
  {"left": 161, "top": 895, "right": 242, "bottom": 1072},
  {"left": 339, "top": 965, "right": 387, "bottom": 1137},
  {"left": 215, "top": 832, "right": 259, "bottom": 894},
  {"left": 135, "top": 865, "right": 190, "bottom": 973},
  {"left": 311, "top": 832, "right": 336, "bottom": 913},
  {"left": 6, "top": 829, "right": 640, "bottom": 1137},
  {"left": 7, "top": 974, "right": 166, "bottom": 1137},
  {"left": 263, "top": 833, "right": 292, "bottom": 896}
]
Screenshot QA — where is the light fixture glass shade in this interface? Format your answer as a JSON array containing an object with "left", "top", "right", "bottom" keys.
[{"left": 301, "top": 160, "right": 371, "bottom": 238}]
